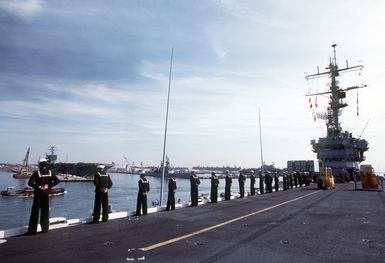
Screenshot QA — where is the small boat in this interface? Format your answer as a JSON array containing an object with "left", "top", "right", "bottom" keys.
[
  {"left": 12, "top": 167, "right": 32, "bottom": 179},
  {"left": 57, "top": 173, "right": 93, "bottom": 182},
  {"left": 198, "top": 193, "right": 210, "bottom": 204},
  {"left": 0, "top": 187, "right": 66, "bottom": 197}
]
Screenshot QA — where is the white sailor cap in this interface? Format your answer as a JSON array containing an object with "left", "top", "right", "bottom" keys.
[
  {"left": 97, "top": 164, "right": 105, "bottom": 169},
  {"left": 169, "top": 170, "right": 175, "bottom": 174},
  {"left": 225, "top": 170, "right": 229, "bottom": 173},
  {"left": 140, "top": 171, "right": 146, "bottom": 175},
  {"left": 38, "top": 158, "right": 48, "bottom": 164}
]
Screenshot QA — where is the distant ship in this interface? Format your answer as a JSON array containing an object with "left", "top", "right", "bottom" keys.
[
  {"left": 46, "top": 145, "right": 112, "bottom": 179},
  {"left": 306, "top": 44, "right": 369, "bottom": 182},
  {"left": 145, "top": 157, "right": 191, "bottom": 178}
]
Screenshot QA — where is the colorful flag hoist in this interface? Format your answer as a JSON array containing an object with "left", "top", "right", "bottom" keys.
[{"left": 308, "top": 96, "right": 318, "bottom": 122}]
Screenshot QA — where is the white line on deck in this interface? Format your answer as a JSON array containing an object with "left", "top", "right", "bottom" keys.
[{"left": 143, "top": 190, "right": 322, "bottom": 251}]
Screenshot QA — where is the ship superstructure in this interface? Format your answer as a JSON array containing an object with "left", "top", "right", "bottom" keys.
[
  {"left": 46, "top": 145, "right": 57, "bottom": 165},
  {"left": 306, "top": 44, "right": 369, "bottom": 181}
]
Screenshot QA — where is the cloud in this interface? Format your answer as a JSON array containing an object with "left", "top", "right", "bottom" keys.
[
  {"left": 46, "top": 82, "right": 137, "bottom": 103},
  {"left": 0, "top": 0, "right": 43, "bottom": 17},
  {"left": 212, "top": 0, "right": 296, "bottom": 29},
  {"left": 212, "top": 45, "right": 228, "bottom": 60},
  {"left": 0, "top": 98, "right": 118, "bottom": 120}
]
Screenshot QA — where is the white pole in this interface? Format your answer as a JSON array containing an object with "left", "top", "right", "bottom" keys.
[
  {"left": 258, "top": 107, "right": 264, "bottom": 175},
  {"left": 160, "top": 48, "right": 173, "bottom": 206}
]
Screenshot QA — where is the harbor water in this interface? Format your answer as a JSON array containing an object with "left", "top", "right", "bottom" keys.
[{"left": 0, "top": 171, "right": 261, "bottom": 230}]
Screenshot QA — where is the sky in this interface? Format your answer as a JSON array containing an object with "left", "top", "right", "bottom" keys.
[{"left": 0, "top": 0, "right": 384, "bottom": 171}]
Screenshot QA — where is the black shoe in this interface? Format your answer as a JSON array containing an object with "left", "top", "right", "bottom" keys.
[{"left": 24, "top": 231, "right": 36, "bottom": 236}]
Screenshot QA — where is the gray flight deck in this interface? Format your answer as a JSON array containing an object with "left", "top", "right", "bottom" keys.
[{"left": 1, "top": 183, "right": 385, "bottom": 262}]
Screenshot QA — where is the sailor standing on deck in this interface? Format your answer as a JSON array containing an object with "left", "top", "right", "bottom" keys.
[
  {"left": 136, "top": 171, "right": 150, "bottom": 216},
  {"left": 282, "top": 173, "right": 286, "bottom": 190},
  {"left": 190, "top": 171, "right": 200, "bottom": 207},
  {"left": 259, "top": 172, "right": 265, "bottom": 194},
  {"left": 166, "top": 171, "right": 177, "bottom": 211},
  {"left": 274, "top": 173, "right": 279, "bottom": 192},
  {"left": 289, "top": 173, "right": 294, "bottom": 189},
  {"left": 27, "top": 158, "right": 59, "bottom": 235},
  {"left": 224, "top": 170, "right": 232, "bottom": 200},
  {"left": 294, "top": 172, "right": 298, "bottom": 188},
  {"left": 92, "top": 164, "right": 113, "bottom": 223},
  {"left": 250, "top": 170, "right": 256, "bottom": 196},
  {"left": 265, "top": 171, "right": 273, "bottom": 193},
  {"left": 238, "top": 170, "right": 246, "bottom": 198},
  {"left": 210, "top": 172, "right": 219, "bottom": 203}
]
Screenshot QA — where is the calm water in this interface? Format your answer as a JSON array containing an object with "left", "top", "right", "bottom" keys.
[{"left": 0, "top": 171, "right": 261, "bottom": 230}]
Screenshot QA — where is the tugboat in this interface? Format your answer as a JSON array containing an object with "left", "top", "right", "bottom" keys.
[
  {"left": 1, "top": 186, "right": 66, "bottom": 197},
  {"left": 306, "top": 44, "right": 369, "bottom": 182}
]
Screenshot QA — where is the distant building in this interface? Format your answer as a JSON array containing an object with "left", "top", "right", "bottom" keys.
[{"left": 287, "top": 160, "right": 314, "bottom": 173}]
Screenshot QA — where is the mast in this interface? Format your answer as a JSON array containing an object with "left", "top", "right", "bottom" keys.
[
  {"left": 46, "top": 145, "right": 57, "bottom": 165},
  {"left": 306, "top": 44, "right": 366, "bottom": 137},
  {"left": 160, "top": 48, "right": 174, "bottom": 206},
  {"left": 258, "top": 107, "right": 264, "bottom": 175}
]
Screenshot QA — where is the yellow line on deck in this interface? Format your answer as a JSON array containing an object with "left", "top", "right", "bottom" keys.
[{"left": 143, "top": 190, "right": 322, "bottom": 251}]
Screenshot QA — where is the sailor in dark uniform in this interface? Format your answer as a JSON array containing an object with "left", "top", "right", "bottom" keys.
[
  {"left": 305, "top": 172, "right": 311, "bottom": 186},
  {"left": 210, "top": 171, "right": 219, "bottom": 203},
  {"left": 265, "top": 171, "right": 273, "bottom": 193},
  {"left": 289, "top": 173, "right": 294, "bottom": 189},
  {"left": 259, "top": 172, "right": 265, "bottom": 194},
  {"left": 238, "top": 170, "right": 246, "bottom": 198},
  {"left": 136, "top": 171, "right": 150, "bottom": 216},
  {"left": 287, "top": 173, "right": 291, "bottom": 190},
  {"left": 250, "top": 170, "right": 256, "bottom": 196},
  {"left": 282, "top": 173, "right": 288, "bottom": 191},
  {"left": 274, "top": 173, "right": 279, "bottom": 192},
  {"left": 92, "top": 164, "right": 113, "bottom": 223},
  {"left": 27, "top": 158, "right": 59, "bottom": 235},
  {"left": 224, "top": 170, "right": 232, "bottom": 200},
  {"left": 298, "top": 171, "right": 303, "bottom": 187},
  {"left": 166, "top": 171, "right": 177, "bottom": 211},
  {"left": 269, "top": 173, "right": 274, "bottom": 193},
  {"left": 190, "top": 171, "right": 200, "bottom": 207},
  {"left": 294, "top": 172, "right": 298, "bottom": 188}
]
